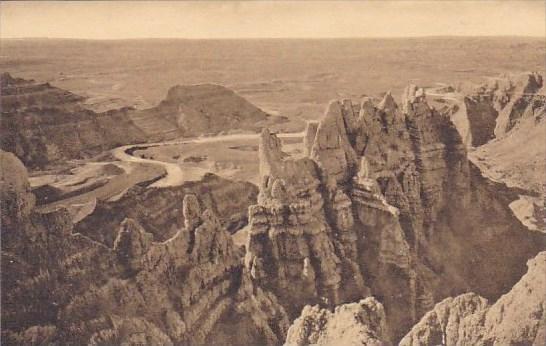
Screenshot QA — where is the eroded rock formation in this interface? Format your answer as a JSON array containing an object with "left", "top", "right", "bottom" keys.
[
  {"left": 466, "top": 74, "right": 545, "bottom": 195},
  {"left": 3, "top": 74, "right": 544, "bottom": 345},
  {"left": 310, "top": 100, "right": 358, "bottom": 184},
  {"left": 447, "top": 73, "right": 545, "bottom": 230},
  {"left": 152, "top": 84, "right": 286, "bottom": 138},
  {"left": 247, "top": 128, "right": 348, "bottom": 313},
  {"left": 245, "top": 86, "right": 545, "bottom": 341},
  {"left": 1, "top": 150, "right": 289, "bottom": 345}
]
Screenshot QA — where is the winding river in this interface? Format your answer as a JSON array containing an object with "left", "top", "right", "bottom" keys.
[{"left": 111, "top": 131, "right": 305, "bottom": 188}]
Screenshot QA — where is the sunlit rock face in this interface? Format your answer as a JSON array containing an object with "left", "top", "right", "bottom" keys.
[
  {"left": 163, "top": 84, "right": 277, "bottom": 136},
  {"left": 1, "top": 150, "right": 36, "bottom": 228},
  {"left": 285, "top": 297, "right": 390, "bottom": 346},
  {"left": 1, "top": 152, "right": 289, "bottom": 345},
  {"left": 458, "top": 73, "right": 545, "bottom": 202},
  {"left": 310, "top": 100, "right": 358, "bottom": 185},
  {"left": 245, "top": 86, "right": 545, "bottom": 341}
]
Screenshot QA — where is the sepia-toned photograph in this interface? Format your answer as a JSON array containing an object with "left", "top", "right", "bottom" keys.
[{"left": 0, "top": 1, "right": 545, "bottom": 345}]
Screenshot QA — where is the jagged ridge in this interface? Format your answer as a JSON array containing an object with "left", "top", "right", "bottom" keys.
[{"left": 244, "top": 84, "right": 545, "bottom": 341}]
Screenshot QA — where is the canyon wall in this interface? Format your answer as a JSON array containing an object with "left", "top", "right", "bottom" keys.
[
  {"left": 245, "top": 86, "right": 545, "bottom": 340},
  {"left": 451, "top": 73, "right": 544, "bottom": 230},
  {"left": 467, "top": 74, "right": 545, "bottom": 194},
  {"left": 1, "top": 149, "right": 289, "bottom": 345}
]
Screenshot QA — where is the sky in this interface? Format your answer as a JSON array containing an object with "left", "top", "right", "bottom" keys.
[{"left": 1, "top": 1, "right": 544, "bottom": 39}]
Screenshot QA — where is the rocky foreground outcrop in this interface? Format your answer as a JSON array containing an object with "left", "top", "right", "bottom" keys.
[
  {"left": 285, "top": 251, "right": 546, "bottom": 346},
  {"left": 1, "top": 73, "right": 286, "bottom": 168},
  {"left": 245, "top": 87, "right": 545, "bottom": 340},
  {"left": 285, "top": 297, "right": 390, "bottom": 346},
  {"left": 1, "top": 149, "right": 289, "bottom": 345}
]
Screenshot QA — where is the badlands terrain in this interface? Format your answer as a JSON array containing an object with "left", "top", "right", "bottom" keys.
[{"left": 1, "top": 37, "right": 545, "bottom": 345}]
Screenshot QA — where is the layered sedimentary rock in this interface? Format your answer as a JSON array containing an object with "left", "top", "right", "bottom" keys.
[
  {"left": 400, "top": 251, "right": 546, "bottom": 346},
  {"left": 249, "top": 132, "right": 341, "bottom": 310},
  {"left": 1, "top": 150, "right": 289, "bottom": 345},
  {"left": 490, "top": 72, "right": 544, "bottom": 137},
  {"left": 285, "top": 297, "right": 390, "bottom": 346},
  {"left": 128, "top": 83, "right": 287, "bottom": 141},
  {"left": 3, "top": 71, "right": 545, "bottom": 345},
  {"left": 0, "top": 73, "right": 147, "bottom": 168},
  {"left": 245, "top": 85, "right": 545, "bottom": 341}
]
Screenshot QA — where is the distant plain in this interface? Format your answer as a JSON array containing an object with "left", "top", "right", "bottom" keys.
[{"left": 2, "top": 37, "right": 544, "bottom": 123}]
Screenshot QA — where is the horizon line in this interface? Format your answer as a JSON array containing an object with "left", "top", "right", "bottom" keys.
[{"left": 1, "top": 35, "right": 545, "bottom": 41}]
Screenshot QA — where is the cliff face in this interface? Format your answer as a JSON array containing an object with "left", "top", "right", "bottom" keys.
[
  {"left": 0, "top": 73, "right": 147, "bottom": 168},
  {"left": 1, "top": 150, "right": 289, "bottom": 345},
  {"left": 245, "top": 126, "right": 368, "bottom": 317},
  {"left": 449, "top": 73, "right": 545, "bottom": 229},
  {"left": 245, "top": 86, "right": 545, "bottom": 340},
  {"left": 3, "top": 72, "right": 544, "bottom": 345}
]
